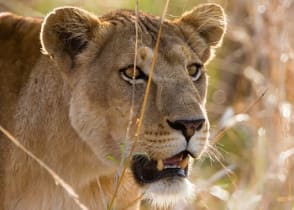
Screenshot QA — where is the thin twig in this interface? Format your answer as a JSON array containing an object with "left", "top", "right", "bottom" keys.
[
  {"left": 116, "top": 0, "right": 140, "bottom": 187},
  {"left": 120, "top": 0, "right": 140, "bottom": 165},
  {"left": 243, "top": 88, "right": 268, "bottom": 113},
  {"left": 134, "top": 0, "right": 170, "bottom": 139},
  {"left": 211, "top": 87, "right": 268, "bottom": 145},
  {"left": 107, "top": 0, "right": 140, "bottom": 209},
  {"left": 207, "top": 88, "right": 268, "bottom": 190},
  {"left": 0, "top": 125, "right": 88, "bottom": 210},
  {"left": 108, "top": 1, "right": 170, "bottom": 209}
]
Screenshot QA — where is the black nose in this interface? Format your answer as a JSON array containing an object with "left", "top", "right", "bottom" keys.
[{"left": 167, "top": 119, "right": 205, "bottom": 141}]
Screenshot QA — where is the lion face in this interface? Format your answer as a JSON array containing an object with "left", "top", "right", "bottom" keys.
[{"left": 41, "top": 4, "right": 226, "bottom": 207}]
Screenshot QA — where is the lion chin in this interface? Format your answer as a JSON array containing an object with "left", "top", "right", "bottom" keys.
[
  {"left": 143, "top": 178, "right": 195, "bottom": 208},
  {"left": 130, "top": 150, "right": 197, "bottom": 208}
]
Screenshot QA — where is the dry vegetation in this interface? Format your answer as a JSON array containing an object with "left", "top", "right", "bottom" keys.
[{"left": 1, "top": 0, "right": 293, "bottom": 209}]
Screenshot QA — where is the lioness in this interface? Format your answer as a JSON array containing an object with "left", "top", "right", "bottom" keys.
[{"left": 0, "top": 3, "right": 226, "bottom": 210}]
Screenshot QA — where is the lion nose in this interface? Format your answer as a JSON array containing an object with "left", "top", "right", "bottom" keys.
[{"left": 167, "top": 119, "right": 205, "bottom": 141}]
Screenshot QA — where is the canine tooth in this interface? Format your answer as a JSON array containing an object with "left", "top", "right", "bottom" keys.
[
  {"left": 157, "top": 159, "right": 164, "bottom": 171},
  {"left": 164, "top": 165, "right": 179, "bottom": 169},
  {"left": 180, "top": 156, "right": 189, "bottom": 169}
]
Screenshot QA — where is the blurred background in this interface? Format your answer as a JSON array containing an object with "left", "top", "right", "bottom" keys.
[{"left": 1, "top": 0, "right": 293, "bottom": 209}]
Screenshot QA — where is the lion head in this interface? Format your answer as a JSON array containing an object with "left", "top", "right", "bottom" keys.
[{"left": 40, "top": 4, "right": 226, "bottom": 208}]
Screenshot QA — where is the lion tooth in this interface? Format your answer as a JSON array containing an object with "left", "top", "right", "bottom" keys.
[
  {"left": 180, "top": 156, "right": 189, "bottom": 169},
  {"left": 157, "top": 159, "right": 164, "bottom": 171}
]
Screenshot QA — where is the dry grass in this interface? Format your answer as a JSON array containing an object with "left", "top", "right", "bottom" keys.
[
  {"left": 0, "top": 126, "right": 89, "bottom": 210},
  {"left": 1, "top": 0, "right": 293, "bottom": 210},
  {"left": 189, "top": 1, "right": 294, "bottom": 210},
  {"left": 109, "top": 0, "right": 170, "bottom": 209}
]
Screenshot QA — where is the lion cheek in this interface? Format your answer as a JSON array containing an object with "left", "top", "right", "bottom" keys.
[{"left": 69, "top": 97, "right": 120, "bottom": 174}]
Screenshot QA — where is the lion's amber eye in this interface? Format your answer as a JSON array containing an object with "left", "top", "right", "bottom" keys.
[
  {"left": 187, "top": 63, "right": 203, "bottom": 81},
  {"left": 124, "top": 67, "right": 140, "bottom": 79},
  {"left": 120, "top": 65, "right": 147, "bottom": 84}
]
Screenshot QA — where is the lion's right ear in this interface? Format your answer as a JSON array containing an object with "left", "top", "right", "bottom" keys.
[{"left": 40, "top": 7, "right": 100, "bottom": 69}]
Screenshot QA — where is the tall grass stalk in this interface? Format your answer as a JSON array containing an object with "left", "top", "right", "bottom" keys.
[
  {"left": 108, "top": 0, "right": 170, "bottom": 209},
  {"left": 0, "top": 126, "right": 88, "bottom": 210}
]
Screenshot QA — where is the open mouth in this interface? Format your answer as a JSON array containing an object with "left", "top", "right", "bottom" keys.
[{"left": 131, "top": 151, "right": 190, "bottom": 184}]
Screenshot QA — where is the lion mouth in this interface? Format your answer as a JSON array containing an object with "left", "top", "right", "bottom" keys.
[{"left": 131, "top": 151, "right": 190, "bottom": 184}]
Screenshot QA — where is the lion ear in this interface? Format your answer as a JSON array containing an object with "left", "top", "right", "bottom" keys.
[
  {"left": 40, "top": 7, "right": 100, "bottom": 69},
  {"left": 176, "top": 3, "right": 226, "bottom": 48}
]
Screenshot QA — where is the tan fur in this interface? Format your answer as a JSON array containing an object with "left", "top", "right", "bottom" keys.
[{"left": 0, "top": 4, "right": 226, "bottom": 210}]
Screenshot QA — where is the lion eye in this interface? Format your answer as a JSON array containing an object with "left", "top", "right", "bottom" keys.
[
  {"left": 120, "top": 65, "right": 147, "bottom": 84},
  {"left": 187, "top": 63, "right": 203, "bottom": 81}
]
